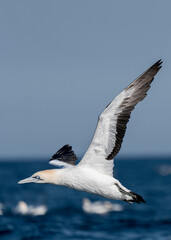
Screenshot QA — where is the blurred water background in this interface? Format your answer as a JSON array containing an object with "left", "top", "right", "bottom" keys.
[{"left": 0, "top": 158, "right": 170, "bottom": 240}]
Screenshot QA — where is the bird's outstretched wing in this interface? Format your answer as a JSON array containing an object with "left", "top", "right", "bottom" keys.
[
  {"left": 49, "top": 144, "right": 77, "bottom": 168},
  {"left": 79, "top": 60, "right": 162, "bottom": 176}
]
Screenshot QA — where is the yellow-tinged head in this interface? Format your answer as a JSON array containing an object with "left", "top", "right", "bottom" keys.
[{"left": 18, "top": 170, "right": 58, "bottom": 185}]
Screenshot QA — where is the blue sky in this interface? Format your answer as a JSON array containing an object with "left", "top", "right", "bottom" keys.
[{"left": 0, "top": 0, "right": 171, "bottom": 159}]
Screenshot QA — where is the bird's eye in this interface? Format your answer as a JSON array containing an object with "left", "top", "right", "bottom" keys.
[{"left": 34, "top": 175, "right": 40, "bottom": 180}]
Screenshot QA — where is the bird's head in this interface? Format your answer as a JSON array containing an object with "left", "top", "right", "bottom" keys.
[{"left": 18, "top": 170, "right": 57, "bottom": 184}]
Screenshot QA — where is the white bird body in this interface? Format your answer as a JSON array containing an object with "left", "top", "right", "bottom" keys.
[
  {"left": 82, "top": 198, "right": 123, "bottom": 214},
  {"left": 15, "top": 201, "right": 47, "bottom": 216},
  {"left": 18, "top": 60, "right": 162, "bottom": 204},
  {"left": 54, "top": 166, "right": 127, "bottom": 201}
]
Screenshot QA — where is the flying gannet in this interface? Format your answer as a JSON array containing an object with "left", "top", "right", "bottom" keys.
[{"left": 18, "top": 60, "right": 162, "bottom": 204}]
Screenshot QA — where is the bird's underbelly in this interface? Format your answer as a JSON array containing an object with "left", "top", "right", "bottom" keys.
[
  {"left": 61, "top": 169, "right": 122, "bottom": 200},
  {"left": 70, "top": 180, "right": 121, "bottom": 200}
]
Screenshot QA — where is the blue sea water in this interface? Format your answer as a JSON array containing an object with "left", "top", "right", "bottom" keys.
[{"left": 0, "top": 158, "right": 171, "bottom": 240}]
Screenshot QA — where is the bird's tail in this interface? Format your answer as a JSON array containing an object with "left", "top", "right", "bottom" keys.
[
  {"left": 126, "top": 191, "right": 146, "bottom": 204},
  {"left": 115, "top": 183, "right": 145, "bottom": 204}
]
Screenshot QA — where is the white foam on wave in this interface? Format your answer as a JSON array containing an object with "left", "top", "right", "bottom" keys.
[
  {"left": 82, "top": 198, "right": 123, "bottom": 214},
  {"left": 15, "top": 201, "right": 47, "bottom": 216},
  {"left": 158, "top": 165, "right": 171, "bottom": 176},
  {"left": 0, "top": 203, "right": 4, "bottom": 215}
]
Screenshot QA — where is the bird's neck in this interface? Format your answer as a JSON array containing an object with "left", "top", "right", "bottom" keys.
[{"left": 40, "top": 169, "right": 60, "bottom": 184}]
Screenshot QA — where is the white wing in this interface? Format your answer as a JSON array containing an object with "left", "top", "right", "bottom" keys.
[
  {"left": 49, "top": 160, "right": 72, "bottom": 168},
  {"left": 79, "top": 60, "right": 162, "bottom": 176}
]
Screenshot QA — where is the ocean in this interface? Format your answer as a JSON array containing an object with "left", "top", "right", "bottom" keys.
[{"left": 0, "top": 158, "right": 171, "bottom": 240}]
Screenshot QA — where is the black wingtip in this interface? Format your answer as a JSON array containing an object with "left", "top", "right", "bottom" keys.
[
  {"left": 49, "top": 144, "right": 71, "bottom": 161},
  {"left": 49, "top": 144, "right": 78, "bottom": 165},
  {"left": 152, "top": 59, "right": 162, "bottom": 70},
  {"left": 129, "top": 191, "right": 146, "bottom": 204}
]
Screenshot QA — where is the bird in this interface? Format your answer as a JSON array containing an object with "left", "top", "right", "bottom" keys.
[
  {"left": 82, "top": 198, "right": 123, "bottom": 214},
  {"left": 18, "top": 60, "right": 162, "bottom": 204}
]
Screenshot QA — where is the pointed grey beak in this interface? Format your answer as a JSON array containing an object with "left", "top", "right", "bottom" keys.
[{"left": 18, "top": 177, "right": 36, "bottom": 184}]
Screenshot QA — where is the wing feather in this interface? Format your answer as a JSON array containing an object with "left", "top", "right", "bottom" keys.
[
  {"left": 49, "top": 144, "right": 77, "bottom": 168},
  {"left": 79, "top": 60, "right": 162, "bottom": 176}
]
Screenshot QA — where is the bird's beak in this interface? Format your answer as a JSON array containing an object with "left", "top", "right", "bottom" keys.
[{"left": 18, "top": 177, "right": 36, "bottom": 184}]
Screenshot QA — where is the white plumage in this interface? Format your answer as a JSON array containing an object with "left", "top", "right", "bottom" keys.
[{"left": 18, "top": 60, "right": 162, "bottom": 204}]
